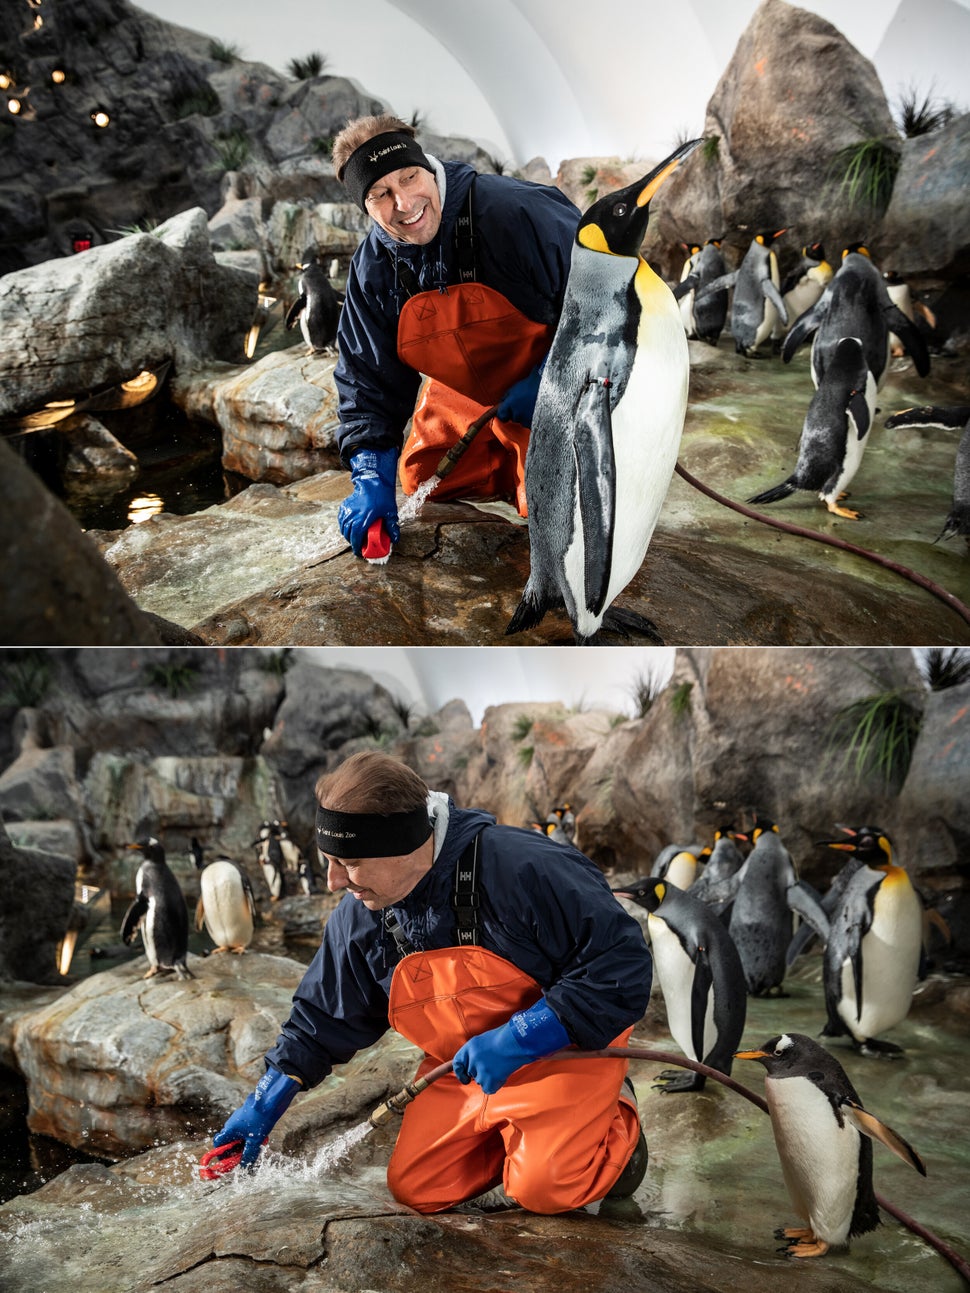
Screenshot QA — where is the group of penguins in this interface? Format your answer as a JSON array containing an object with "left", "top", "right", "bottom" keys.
[
  {"left": 118, "top": 821, "right": 323, "bottom": 980},
  {"left": 117, "top": 807, "right": 939, "bottom": 1259},
  {"left": 593, "top": 814, "right": 937, "bottom": 1257},
  {"left": 674, "top": 232, "right": 968, "bottom": 541}
]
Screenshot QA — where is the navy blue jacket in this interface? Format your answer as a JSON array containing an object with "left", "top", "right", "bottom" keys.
[
  {"left": 333, "top": 161, "right": 579, "bottom": 466},
  {"left": 266, "top": 802, "right": 652, "bottom": 1088}
]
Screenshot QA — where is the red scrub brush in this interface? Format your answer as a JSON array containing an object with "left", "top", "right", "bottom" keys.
[
  {"left": 199, "top": 1140, "right": 248, "bottom": 1180},
  {"left": 362, "top": 519, "right": 393, "bottom": 564}
]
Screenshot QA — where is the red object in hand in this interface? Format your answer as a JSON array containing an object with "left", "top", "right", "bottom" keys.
[
  {"left": 199, "top": 1140, "right": 246, "bottom": 1180},
  {"left": 362, "top": 519, "right": 392, "bottom": 563}
]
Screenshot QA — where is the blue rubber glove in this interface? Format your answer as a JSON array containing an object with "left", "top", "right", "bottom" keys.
[
  {"left": 338, "top": 448, "right": 401, "bottom": 557},
  {"left": 452, "top": 997, "right": 570, "bottom": 1094},
  {"left": 212, "top": 1065, "right": 301, "bottom": 1168},
  {"left": 496, "top": 360, "right": 545, "bottom": 429}
]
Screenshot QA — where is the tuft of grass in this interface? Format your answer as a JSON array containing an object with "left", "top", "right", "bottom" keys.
[
  {"left": 918, "top": 647, "right": 970, "bottom": 691},
  {"left": 0, "top": 653, "right": 52, "bottom": 707},
  {"left": 517, "top": 745, "right": 534, "bottom": 768},
  {"left": 511, "top": 714, "right": 534, "bottom": 741},
  {"left": 213, "top": 130, "right": 251, "bottom": 171},
  {"left": 288, "top": 52, "right": 327, "bottom": 80},
  {"left": 830, "top": 134, "right": 900, "bottom": 214},
  {"left": 702, "top": 134, "right": 720, "bottom": 165},
  {"left": 669, "top": 681, "right": 693, "bottom": 719},
  {"left": 628, "top": 670, "right": 665, "bottom": 718},
  {"left": 144, "top": 662, "right": 199, "bottom": 699},
  {"left": 894, "top": 84, "right": 955, "bottom": 138},
  {"left": 172, "top": 84, "right": 221, "bottom": 119},
  {"left": 208, "top": 40, "right": 241, "bottom": 64},
  {"left": 826, "top": 688, "right": 921, "bottom": 787}
]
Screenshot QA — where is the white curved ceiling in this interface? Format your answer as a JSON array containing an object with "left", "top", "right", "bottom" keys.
[{"left": 139, "top": 0, "right": 969, "bottom": 168}]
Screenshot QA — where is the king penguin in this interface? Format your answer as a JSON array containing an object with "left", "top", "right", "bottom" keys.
[
  {"left": 817, "top": 826, "right": 924, "bottom": 1055},
  {"left": 782, "top": 244, "right": 930, "bottom": 390},
  {"left": 194, "top": 845, "right": 256, "bottom": 954},
  {"left": 285, "top": 248, "right": 342, "bottom": 354},
  {"left": 747, "top": 336, "right": 877, "bottom": 518},
  {"left": 721, "top": 818, "right": 829, "bottom": 996},
  {"left": 690, "top": 827, "right": 748, "bottom": 918},
  {"left": 884, "top": 403, "right": 970, "bottom": 542},
  {"left": 121, "top": 837, "right": 193, "bottom": 979},
  {"left": 650, "top": 845, "right": 703, "bottom": 890},
  {"left": 613, "top": 877, "right": 747, "bottom": 1092},
  {"left": 505, "top": 138, "right": 703, "bottom": 645},
  {"left": 735, "top": 1032, "right": 925, "bottom": 1258},
  {"left": 772, "top": 242, "right": 833, "bottom": 343},
  {"left": 673, "top": 238, "right": 729, "bottom": 345},
  {"left": 697, "top": 229, "right": 788, "bottom": 356}
]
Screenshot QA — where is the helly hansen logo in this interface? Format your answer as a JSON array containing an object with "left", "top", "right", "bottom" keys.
[{"left": 458, "top": 870, "right": 473, "bottom": 882}]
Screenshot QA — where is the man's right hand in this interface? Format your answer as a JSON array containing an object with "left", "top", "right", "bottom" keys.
[
  {"left": 209, "top": 1066, "right": 301, "bottom": 1170},
  {"left": 338, "top": 448, "right": 401, "bottom": 557}
]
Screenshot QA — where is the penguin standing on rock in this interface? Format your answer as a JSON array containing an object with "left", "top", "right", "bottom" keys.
[
  {"left": 747, "top": 335, "right": 877, "bottom": 519},
  {"left": 253, "top": 821, "right": 287, "bottom": 901},
  {"left": 613, "top": 877, "right": 746, "bottom": 1092},
  {"left": 285, "top": 248, "right": 342, "bottom": 354},
  {"left": 818, "top": 826, "right": 923, "bottom": 1056},
  {"left": 121, "top": 837, "right": 193, "bottom": 979},
  {"left": 736, "top": 1032, "right": 926, "bottom": 1259},
  {"left": 505, "top": 138, "right": 703, "bottom": 645},
  {"left": 194, "top": 845, "right": 256, "bottom": 954}
]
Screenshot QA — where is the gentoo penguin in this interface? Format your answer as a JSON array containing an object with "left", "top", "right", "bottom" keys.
[
  {"left": 690, "top": 828, "right": 747, "bottom": 917},
  {"left": 505, "top": 138, "right": 703, "bottom": 645},
  {"left": 883, "top": 270, "right": 936, "bottom": 356},
  {"left": 276, "top": 821, "right": 305, "bottom": 877},
  {"left": 736, "top": 1032, "right": 926, "bottom": 1258},
  {"left": 194, "top": 846, "right": 256, "bottom": 954},
  {"left": 722, "top": 818, "right": 829, "bottom": 996},
  {"left": 884, "top": 404, "right": 970, "bottom": 542},
  {"left": 284, "top": 248, "right": 342, "bottom": 354},
  {"left": 297, "top": 857, "right": 320, "bottom": 895},
  {"left": 613, "top": 877, "right": 746, "bottom": 1092},
  {"left": 772, "top": 242, "right": 833, "bottom": 343},
  {"left": 672, "top": 238, "right": 729, "bottom": 345},
  {"left": 747, "top": 336, "right": 877, "bottom": 519},
  {"left": 121, "top": 837, "right": 193, "bottom": 979},
  {"left": 782, "top": 245, "right": 930, "bottom": 389},
  {"left": 818, "top": 826, "right": 923, "bottom": 1055},
  {"left": 697, "top": 229, "right": 788, "bottom": 357},
  {"left": 253, "top": 821, "right": 287, "bottom": 901}
]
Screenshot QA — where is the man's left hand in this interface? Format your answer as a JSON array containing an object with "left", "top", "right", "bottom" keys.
[{"left": 496, "top": 363, "right": 544, "bottom": 429}]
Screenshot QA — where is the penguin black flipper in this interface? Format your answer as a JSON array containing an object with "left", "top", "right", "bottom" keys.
[
  {"left": 572, "top": 374, "right": 617, "bottom": 618},
  {"left": 694, "top": 270, "right": 737, "bottom": 302},
  {"left": 761, "top": 277, "right": 789, "bottom": 327},
  {"left": 883, "top": 304, "right": 931, "bottom": 376},
  {"left": 690, "top": 944, "right": 714, "bottom": 1064},
  {"left": 285, "top": 295, "right": 306, "bottom": 330},
  {"left": 787, "top": 880, "right": 830, "bottom": 942},
  {"left": 885, "top": 404, "right": 970, "bottom": 431},
  {"left": 671, "top": 273, "right": 698, "bottom": 301},
  {"left": 842, "top": 1098, "right": 927, "bottom": 1175},
  {"left": 121, "top": 893, "right": 148, "bottom": 945},
  {"left": 781, "top": 298, "right": 825, "bottom": 364},
  {"left": 848, "top": 389, "right": 871, "bottom": 440}
]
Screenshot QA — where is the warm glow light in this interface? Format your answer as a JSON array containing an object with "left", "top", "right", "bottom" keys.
[
  {"left": 7, "top": 97, "right": 22, "bottom": 115},
  {"left": 120, "top": 370, "right": 157, "bottom": 394},
  {"left": 128, "top": 494, "right": 164, "bottom": 524},
  {"left": 0, "top": 74, "right": 12, "bottom": 91},
  {"left": 51, "top": 68, "right": 65, "bottom": 84},
  {"left": 244, "top": 323, "right": 260, "bottom": 359},
  {"left": 43, "top": 399, "right": 76, "bottom": 411},
  {"left": 57, "top": 929, "right": 78, "bottom": 976},
  {"left": 33, "top": 15, "right": 43, "bottom": 28},
  {"left": 91, "top": 110, "right": 110, "bottom": 128}
]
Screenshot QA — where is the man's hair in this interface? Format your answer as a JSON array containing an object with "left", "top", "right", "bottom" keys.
[
  {"left": 332, "top": 114, "right": 416, "bottom": 181},
  {"left": 315, "top": 751, "right": 429, "bottom": 814}
]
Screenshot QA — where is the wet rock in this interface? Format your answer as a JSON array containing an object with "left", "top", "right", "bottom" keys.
[
  {"left": 61, "top": 414, "right": 139, "bottom": 480},
  {"left": 894, "top": 678, "right": 970, "bottom": 876},
  {"left": 0, "top": 818, "right": 75, "bottom": 985}
]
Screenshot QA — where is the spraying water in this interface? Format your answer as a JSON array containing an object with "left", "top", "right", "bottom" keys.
[{"left": 398, "top": 475, "right": 441, "bottom": 524}]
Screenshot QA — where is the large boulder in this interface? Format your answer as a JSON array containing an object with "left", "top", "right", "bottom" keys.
[
  {"left": 0, "top": 818, "right": 75, "bottom": 985},
  {"left": 894, "top": 677, "right": 970, "bottom": 874},
  {"left": 0, "top": 209, "right": 257, "bottom": 419},
  {"left": 646, "top": 0, "right": 901, "bottom": 278}
]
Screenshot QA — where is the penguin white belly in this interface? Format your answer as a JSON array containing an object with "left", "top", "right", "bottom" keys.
[
  {"left": 752, "top": 296, "right": 779, "bottom": 351},
  {"left": 202, "top": 862, "right": 253, "bottom": 948},
  {"left": 143, "top": 895, "right": 158, "bottom": 967},
  {"left": 822, "top": 370, "right": 878, "bottom": 505},
  {"left": 649, "top": 916, "right": 715, "bottom": 1060},
  {"left": 563, "top": 293, "right": 687, "bottom": 639},
  {"left": 766, "top": 1076, "right": 859, "bottom": 1245},
  {"left": 838, "top": 875, "right": 922, "bottom": 1039}
]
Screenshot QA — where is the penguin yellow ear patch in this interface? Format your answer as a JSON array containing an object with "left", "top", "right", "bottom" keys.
[{"left": 578, "top": 224, "right": 612, "bottom": 255}]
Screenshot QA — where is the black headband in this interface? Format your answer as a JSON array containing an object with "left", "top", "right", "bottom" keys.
[
  {"left": 315, "top": 804, "right": 432, "bottom": 859},
  {"left": 341, "top": 131, "right": 435, "bottom": 211}
]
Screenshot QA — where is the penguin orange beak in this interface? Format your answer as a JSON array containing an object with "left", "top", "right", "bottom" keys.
[
  {"left": 816, "top": 840, "right": 857, "bottom": 851},
  {"left": 734, "top": 1048, "right": 769, "bottom": 1060}
]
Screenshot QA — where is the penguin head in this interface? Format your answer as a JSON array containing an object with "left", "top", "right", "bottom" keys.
[
  {"left": 577, "top": 137, "right": 703, "bottom": 258},
  {"left": 817, "top": 825, "right": 893, "bottom": 868},
  {"left": 735, "top": 1032, "right": 824, "bottom": 1073},
  {"left": 754, "top": 228, "right": 786, "bottom": 247},
  {"left": 750, "top": 815, "right": 779, "bottom": 842},
  {"left": 128, "top": 836, "right": 164, "bottom": 862},
  {"left": 842, "top": 243, "right": 871, "bottom": 260},
  {"left": 611, "top": 878, "right": 665, "bottom": 912},
  {"left": 805, "top": 241, "right": 826, "bottom": 261}
]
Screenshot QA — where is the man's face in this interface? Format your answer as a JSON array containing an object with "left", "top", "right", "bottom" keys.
[
  {"left": 322, "top": 837, "right": 433, "bottom": 910},
  {"left": 364, "top": 165, "right": 442, "bottom": 246}
]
